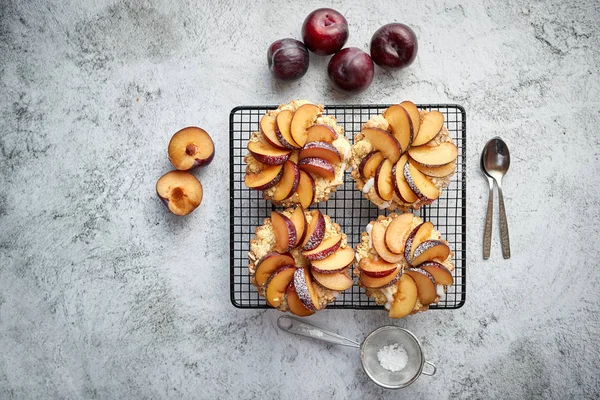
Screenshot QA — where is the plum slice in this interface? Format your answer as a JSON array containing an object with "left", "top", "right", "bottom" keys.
[
  {"left": 371, "top": 222, "right": 405, "bottom": 263},
  {"left": 294, "top": 267, "right": 321, "bottom": 311},
  {"left": 168, "top": 127, "right": 214, "bottom": 170},
  {"left": 312, "top": 270, "right": 353, "bottom": 291},
  {"left": 404, "top": 268, "right": 437, "bottom": 305},
  {"left": 302, "top": 234, "right": 342, "bottom": 261},
  {"left": 411, "top": 240, "right": 451, "bottom": 266},
  {"left": 404, "top": 162, "right": 440, "bottom": 201},
  {"left": 299, "top": 141, "right": 341, "bottom": 164},
  {"left": 247, "top": 140, "right": 291, "bottom": 166},
  {"left": 384, "top": 213, "right": 413, "bottom": 255},
  {"left": 419, "top": 261, "right": 454, "bottom": 286},
  {"left": 359, "top": 264, "right": 401, "bottom": 288},
  {"left": 404, "top": 221, "right": 434, "bottom": 263},
  {"left": 306, "top": 124, "right": 337, "bottom": 144},
  {"left": 286, "top": 283, "right": 314, "bottom": 316},
  {"left": 244, "top": 164, "right": 284, "bottom": 190},
  {"left": 412, "top": 160, "right": 457, "bottom": 178},
  {"left": 271, "top": 211, "right": 297, "bottom": 253},
  {"left": 411, "top": 111, "right": 444, "bottom": 146},
  {"left": 276, "top": 110, "right": 301, "bottom": 149},
  {"left": 400, "top": 101, "right": 420, "bottom": 138},
  {"left": 289, "top": 206, "right": 307, "bottom": 246},
  {"left": 266, "top": 266, "right": 297, "bottom": 307},
  {"left": 254, "top": 252, "right": 295, "bottom": 287},
  {"left": 301, "top": 210, "right": 326, "bottom": 251},
  {"left": 392, "top": 155, "right": 418, "bottom": 203},
  {"left": 374, "top": 158, "right": 394, "bottom": 201},
  {"left": 156, "top": 171, "right": 203, "bottom": 216},
  {"left": 408, "top": 142, "right": 458, "bottom": 167},
  {"left": 358, "top": 258, "right": 398, "bottom": 278},
  {"left": 388, "top": 274, "right": 418, "bottom": 319},
  {"left": 310, "top": 247, "right": 355, "bottom": 274},
  {"left": 362, "top": 127, "right": 401, "bottom": 164},
  {"left": 384, "top": 105, "right": 413, "bottom": 153},
  {"left": 359, "top": 151, "right": 385, "bottom": 180},
  {"left": 290, "top": 103, "right": 320, "bottom": 147},
  {"left": 273, "top": 161, "right": 300, "bottom": 201},
  {"left": 296, "top": 171, "right": 315, "bottom": 209},
  {"left": 298, "top": 157, "right": 335, "bottom": 180},
  {"left": 260, "top": 114, "right": 287, "bottom": 150}
]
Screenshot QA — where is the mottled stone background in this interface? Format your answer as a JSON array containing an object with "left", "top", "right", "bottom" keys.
[{"left": 1, "top": 0, "right": 599, "bottom": 399}]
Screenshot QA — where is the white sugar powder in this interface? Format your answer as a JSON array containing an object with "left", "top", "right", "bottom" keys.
[{"left": 377, "top": 343, "right": 408, "bottom": 372}]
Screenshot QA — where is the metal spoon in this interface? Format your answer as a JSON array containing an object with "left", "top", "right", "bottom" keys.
[
  {"left": 483, "top": 138, "right": 511, "bottom": 259},
  {"left": 481, "top": 149, "right": 494, "bottom": 259}
]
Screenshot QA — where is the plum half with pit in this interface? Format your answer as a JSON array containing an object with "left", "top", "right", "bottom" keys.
[
  {"left": 301, "top": 8, "right": 349, "bottom": 56},
  {"left": 156, "top": 171, "right": 203, "bottom": 216},
  {"left": 168, "top": 127, "right": 215, "bottom": 170},
  {"left": 327, "top": 47, "right": 374, "bottom": 95},
  {"left": 370, "top": 23, "right": 418, "bottom": 70},
  {"left": 267, "top": 38, "right": 310, "bottom": 81}
]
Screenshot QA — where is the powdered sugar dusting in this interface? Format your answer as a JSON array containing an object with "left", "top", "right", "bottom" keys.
[{"left": 377, "top": 343, "right": 408, "bottom": 372}]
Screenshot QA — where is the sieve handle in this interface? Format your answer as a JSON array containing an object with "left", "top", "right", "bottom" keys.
[
  {"left": 422, "top": 360, "right": 437, "bottom": 376},
  {"left": 277, "top": 316, "right": 360, "bottom": 348}
]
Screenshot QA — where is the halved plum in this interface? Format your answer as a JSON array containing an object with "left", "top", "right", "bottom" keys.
[
  {"left": 411, "top": 110, "right": 444, "bottom": 146},
  {"left": 266, "top": 266, "right": 297, "bottom": 307},
  {"left": 359, "top": 151, "right": 385, "bottom": 179},
  {"left": 362, "top": 127, "right": 401, "bottom": 164},
  {"left": 156, "top": 171, "right": 203, "bottom": 216},
  {"left": 168, "top": 127, "right": 215, "bottom": 170},
  {"left": 271, "top": 211, "right": 297, "bottom": 253},
  {"left": 298, "top": 157, "right": 335, "bottom": 180},
  {"left": 296, "top": 171, "right": 316, "bottom": 208},
  {"left": 290, "top": 103, "right": 320, "bottom": 147},
  {"left": 254, "top": 252, "right": 295, "bottom": 287},
  {"left": 302, "top": 234, "right": 342, "bottom": 261},
  {"left": 273, "top": 161, "right": 300, "bottom": 201},
  {"left": 306, "top": 124, "right": 337, "bottom": 144},
  {"left": 301, "top": 210, "right": 326, "bottom": 250},
  {"left": 244, "top": 164, "right": 284, "bottom": 190},
  {"left": 310, "top": 247, "right": 355, "bottom": 274},
  {"left": 299, "top": 142, "right": 341, "bottom": 164},
  {"left": 247, "top": 140, "right": 291, "bottom": 165}
]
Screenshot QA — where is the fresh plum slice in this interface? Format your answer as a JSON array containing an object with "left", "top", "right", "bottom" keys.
[
  {"left": 404, "top": 268, "right": 437, "bottom": 305},
  {"left": 384, "top": 213, "right": 414, "bottom": 255},
  {"left": 312, "top": 270, "right": 353, "bottom": 291},
  {"left": 419, "top": 261, "right": 454, "bottom": 286},
  {"left": 411, "top": 240, "right": 451, "bottom": 266},
  {"left": 306, "top": 124, "right": 338, "bottom": 144},
  {"left": 384, "top": 105, "right": 413, "bottom": 153},
  {"left": 392, "top": 155, "right": 418, "bottom": 203},
  {"left": 294, "top": 267, "right": 321, "bottom": 311},
  {"left": 359, "top": 264, "right": 401, "bottom": 288},
  {"left": 302, "top": 234, "right": 342, "bottom": 261},
  {"left": 359, "top": 151, "right": 385, "bottom": 179},
  {"left": 276, "top": 110, "right": 300, "bottom": 149},
  {"left": 290, "top": 103, "right": 320, "bottom": 147},
  {"left": 266, "top": 266, "right": 297, "bottom": 307},
  {"left": 412, "top": 160, "right": 456, "bottom": 178},
  {"left": 404, "top": 162, "right": 440, "bottom": 201},
  {"left": 408, "top": 142, "right": 458, "bottom": 167},
  {"left": 273, "top": 161, "right": 300, "bottom": 201},
  {"left": 298, "top": 157, "right": 335, "bottom": 180},
  {"left": 244, "top": 164, "right": 284, "bottom": 190},
  {"left": 247, "top": 140, "right": 291, "bottom": 165},
  {"left": 296, "top": 171, "right": 316, "bottom": 209},
  {"left": 260, "top": 114, "right": 287, "bottom": 150},
  {"left": 404, "top": 222, "right": 434, "bottom": 263},
  {"left": 374, "top": 158, "right": 394, "bottom": 201},
  {"left": 301, "top": 210, "right": 326, "bottom": 250},
  {"left": 255, "top": 252, "right": 295, "bottom": 287},
  {"left": 271, "top": 211, "right": 297, "bottom": 253},
  {"left": 289, "top": 206, "right": 307, "bottom": 247},
  {"left": 168, "top": 127, "right": 214, "bottom": 170},
  {"left": 411, "top": 111, "right": 444, "bottom": 146},
  {"left": 388, "top": 274, "right": 418, "bottom": 318},
  {"left": 286, "top": 283, "right": 314, "bottom": 316},
  {"left": 362, "top": 127, "right": 401, "bottom": 164},
  {"left": 156, "top": 171, "right": 203, "bottom": 216},
  {"left": 299, "top": 141, "right": 341, "bottom": 164},
  {"left": 310, "top": 247, "right": 355, "bottom": 274},
  {"left": 371, "top": 221, "right": 405, "bottom": 263},
  {"left": 358, "top": 258, "right": 398, "bottom": 278},
  {"left": 400, "top": 101, "right": 420, "bottom": 137}
]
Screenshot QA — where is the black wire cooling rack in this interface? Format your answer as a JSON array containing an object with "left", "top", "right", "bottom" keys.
[{"left": 230, "top": 104, "right": 466, "bottom": 310}]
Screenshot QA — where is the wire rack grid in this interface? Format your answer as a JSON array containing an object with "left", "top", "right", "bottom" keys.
[{"left": 230, "top": 104, "right": 466, "bottom": 310}]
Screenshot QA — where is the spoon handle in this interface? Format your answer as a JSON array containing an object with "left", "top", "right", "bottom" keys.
[
  {"left": 497, "top": 186, "right": 511, "bottom": 259},
  {"left": 483, "top": 179, "right": 493, "bottom": 259},
  {"left": 277, "top": 316, "right": 361, "bottom": 348}
]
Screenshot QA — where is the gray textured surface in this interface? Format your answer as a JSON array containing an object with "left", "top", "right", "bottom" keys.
[{"left": 1, "top": 0, "right": 599, "bottom": 398}]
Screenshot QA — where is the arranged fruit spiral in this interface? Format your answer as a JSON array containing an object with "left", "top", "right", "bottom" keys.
[
  {"left": 244, "top": 100, "right": 351, "bottom": 207},
  {"left": 354, "top": 213, "right": 454, "bottom": 318},
  {"left": 249, "top": 206, "right": 355, "bottom": 315},
  {"left": 350, "top": 101, "right": 458, "bottom": 210}
]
